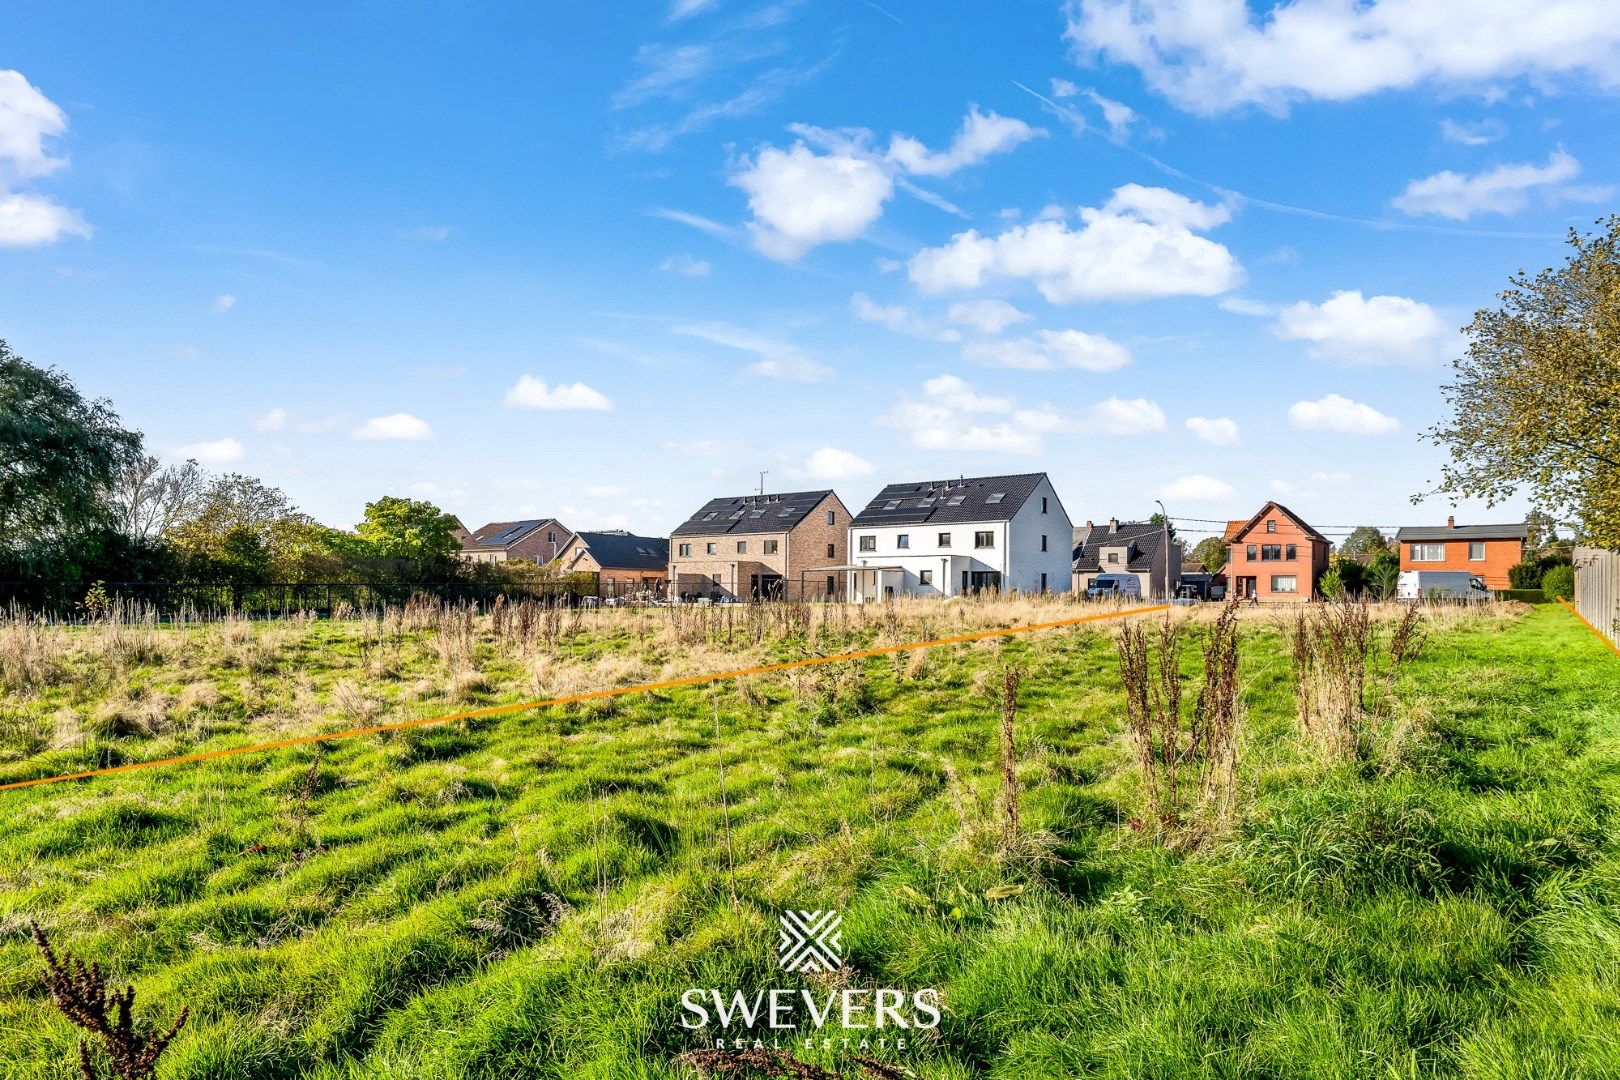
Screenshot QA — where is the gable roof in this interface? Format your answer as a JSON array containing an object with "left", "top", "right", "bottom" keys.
[
  {"left": 671, "top": 490, "right": 834, "bottom": 537},
  {"left": 1072, "top": 521, "right": 1173, "bottom": 573},
  {"left": 462, "top": 518, "right": 566, "bottom": 551},
  {"left": 849, "top": 473, "right": 1048, "bottom": 527},
  {"left": 1225, "top": 502, "right": 1330, "bottom": 545},
  {"left": 1395, "top": 523, "right": 1528, "bottom": 542},
  {"left": 566, "top": 531, "right": 669, "bottom": 570}
]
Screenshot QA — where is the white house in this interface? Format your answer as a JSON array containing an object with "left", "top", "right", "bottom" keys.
[{"left": 840, "top": 473, "right": 1074, "bottom": 602}]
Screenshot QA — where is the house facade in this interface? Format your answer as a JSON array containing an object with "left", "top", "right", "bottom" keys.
[
  {"left": 1395, "top": 517, "right": 1527, "bottom": 590},
  {"left": 668, "top": 490, "right": 851, "bottom": 600},
  {"left": 844, "top": 473, "right": 1073, "bottom": 602},
  {"left": 556, "top": 530, "right": 670, "bottom": 596},
  {"left": 1072, "top": 518, "right": 1184, "bottom": 598},
  {"left": 458, "top": 518, "right": 574, "bottom": 565},
  {"left": 1223, "top": 501, "right": 1331, "bottom": 602}
]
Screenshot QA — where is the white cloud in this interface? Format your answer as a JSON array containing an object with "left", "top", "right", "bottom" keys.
[
  {"left": 504, "top": 376, "right": 615, "bottom": 411},
  {"left": 1273, "top": 290, "right": 1453, "bottom": 365},
  {"left": 353, "top": 413, "right": 435, "bottom": 440},
  {"left": 947, "top": 299, "right": 1030, "bottom": 334},
  {"left": 962, "top": 328, "right": 1132, "bottom": 372},
  {"left": 1440, "top": 118, "right": 1507, "bottom": 145},
  {"left": 789, "top": 446, "right": 876, "bottom": 481},
  {"left": 252, "top": 407, "right": 286, "bottom": 433},
  {"left": 1287, "top": 393, "right": 1400, "bottom": 435},
  {"left": 399, "top": 225, "right": 451, "bottom": 241},
  {"left": 1050, "top": 78, "right": 1079, "bottom": 98},
  {"left": 659, "top": 252, "right": 712, "bottom": 276},
  {"left": 0, "top": 192, "right": 90, "bottom": 246},
  {"left": 212, "top": 294, "right": 237, "bottom": 313},
  {"left": 730, "top": 141, "right": 894, "bottom": 260},
  {"left": 909, "top": 183, "right": 1240, "bottom": 302},
  {"left": 1160, "top": 474, "right": 1237, "bottom": 501},
  {"left": 1078, "top": 396, "right": 1167, "bottom": 434},
  {"left": 1392, "top": 150, "right": 1607, "bottom": 220},
  {"left": 668, "top": 0, "right": 719, "bottom": 21},
  {"left": 649, "top": 207, "right": 742, "bottom": 240},
  {"left": 1218, "top": 296, "right": 1275, "bottom": 317},
  {"left": 675, "top": 321, "right": 834, "bottom": 381},
  {"left": 176, "top": 437, "right": 245, "bottom": 464},
  {"left": 1067, "top": 0, "right": 1620, "bottom": 114},
  {"left": 879, "top": 374, "right": 1044, "bottom": 454},
  {"left": 885, "top": 107, "right": 1043, "bottom": 177},
  {"left": 850, "top": 293, "right": 960, "bottom": 341},
  {"left": 0, "top": 70, "right": 67, "bottom": 181},
  {"left": 1086, "top": 90, "right": 1138, "bottom": 138},
  {"left": 1185, "top": 415, "right": 1241, "bottom": 445}
]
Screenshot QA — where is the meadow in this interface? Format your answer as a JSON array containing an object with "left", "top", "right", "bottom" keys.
[{"left": 1, "top": 595, "right": 1618, "bottom": 1078}]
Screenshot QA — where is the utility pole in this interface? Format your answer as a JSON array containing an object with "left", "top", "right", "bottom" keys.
[{"left": 1155, "top": 499, "right": 1170, "bottom": 600}]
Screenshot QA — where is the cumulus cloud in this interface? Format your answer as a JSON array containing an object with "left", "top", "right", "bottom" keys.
[
  {"left": 0, "top": 71, "right": 88, "bottom": 247},
  {"left": 1287, "top": 393, "right": 1400, "bottom": 435},
  {"left": 0, "top": 193, "right": 90, "bottom": 246},
  {"left": 1392, "top": 150, "right": 1607, "bottom": 220},
  {"left": 962, "top": 328, "right": 1131, "bottom": 372},
  {"left": 1160, "top": 474, "right": 1237, "bottom": 501},
  {"left": 1185, "top": 415, "right": 1241, "bottom": 445},
  {"left": 1440, "top": 118, "right": 1507, "bottom": 145},
  {"left": 1066, "top": 0, "right": 1620, "bottom": 114},
  {"left": 850, "top": 293, "right": 961, "bottom": 341},
  {"left": 675, "top": 321, "right": 833, "bottom": 382},
  {"left": 789, "top": 446, "right": 876, "bottom": 481},
  {"left": 946, "top": 299, "right": 1030, "bottom": 334},
  {"left": 1077, "top": 396, "right": 1167, "bottom": 434},
  {"left": 730, "top": 142, "right": 894, "bottom": 261},
  {"left": 879, "top": 374, "right": 1041, "bottom": 454},
  {"left": 908, "top": 183, "right": 1240, "bottom": 302},
  {"left": 353, "top": 413, "right": 435, "bottom": 440},
  {"left": 252, "top": 407, "right": 287, "bottom": 433},
  {"left": 504, "top": 376, "right": 615, "bottom": 411},
  {"left": 175, "top": 437, "right": 245, "bottom": 464},
  {"left": 1273, "top": 290, "right": 1453, "bottom": 365},
  {"left": 885, "top": 106, "right": 1043, "bottom": 177}
]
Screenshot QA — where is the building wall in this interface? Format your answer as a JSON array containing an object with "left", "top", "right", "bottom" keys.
[
  {"left": 785, "top": 493, "right": 852, "bottom": 589},
  {"left": 1006, "top": 476, "right": 1074, "bottom": 595},
  {"left": 668, "top": 493, "right": 850, "bottom": 598},
  {"left": 1398, "top": 536, "right": 1523, "bottom": 590},
  {"left": 507, "top": 523, "right": 573, "bottom": 565},
  {"left": 556, "top": 541, "right": 669, "bottom": 592},
  {"left": 1226, "top": 510, "right": 1329, "bottom": 602}
]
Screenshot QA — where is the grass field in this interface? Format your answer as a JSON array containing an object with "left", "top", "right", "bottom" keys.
[{"left": 2, "top": 596, "right": 1619, "bottom": 1078}]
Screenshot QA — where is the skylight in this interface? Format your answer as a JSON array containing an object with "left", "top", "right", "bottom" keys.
[
  {"left": 946, "top": 495, "right": 965, "bottom": 506},
  {"left": 883, "top": 499, "right": 902, "bottom": 510},
  {"left": 986, "top": 492, "right": 1005, "bottom": 504}
]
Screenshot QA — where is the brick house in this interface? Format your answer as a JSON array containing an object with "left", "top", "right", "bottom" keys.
[
  {"left": 1072, "top": 518, "right": 1184, "bottom": 598},
  {"left": 669, "top": 490, "right": 852, "bottom": 600},
  {"left": 556, "top": 530, "right": 670, "bottom": 596},
  {"left": 1395, "top": 517, "right": 1527, "bottom": 590},
  {"left": 1223, "top": 501, "right": 1331, "bottom": 602},
  {"left": 457, "top": 518, "right": 574, "bottom": 565},
  {"left": 843, "top": 473, "right": 1073, "bottom": 601}
]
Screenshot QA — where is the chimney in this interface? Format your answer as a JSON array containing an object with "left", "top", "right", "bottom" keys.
[
  {"left": 1109, "top": 517, "right": 1119, "bottom": 535},
  {"left": 1084, "top": 519, "right": 1093, "bottom": 529},
  {"left": 1447, "top": 515, "right": 1455, "bottom": 529}
]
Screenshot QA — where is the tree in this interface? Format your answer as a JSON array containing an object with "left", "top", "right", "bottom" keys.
[
  {"left": 111, "top": 456, "right": 206, "bottom": 542},
  {"left": 1338, "top": 526, "right": 1389, "bottom": 557},
  {"left": 0, "top": 340, "right": 142, "bottom": 563},
  {"left": 1191, "top": 536, "right": 1227, "bottom": 573},
  {"left": 1147, "top": 513, "right": 1178, "bottom": 541},
  {"left": 167, "top": 474, "right": 319, "bottom": 582},
  {"left": 1424, "top": 216, "right": 1620, "bottom": 548},
  {"left": 1367, "top": 550, "right": 1401, "bottom": 599},
  {"left": 1332, "top": 555, "right": 1370, "bottom": 596},
  {"left": 1542, "top": 563, "right": 1575, "bottom": 601},
  {"left": 355, "top": 497, "right": 462, "bottom": 560}
]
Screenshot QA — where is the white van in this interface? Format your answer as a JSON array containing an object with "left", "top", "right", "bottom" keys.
[
  {"left": 1397, "top": 570, "right": 1490, "bottom": 602},
  {"left": 1086, "top": 574, "right": 1143, "bottom": 599}
]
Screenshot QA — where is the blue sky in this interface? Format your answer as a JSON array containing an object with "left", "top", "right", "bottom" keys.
[{"left": 5, "top": 1, "right": 1618, "bottom": 545}]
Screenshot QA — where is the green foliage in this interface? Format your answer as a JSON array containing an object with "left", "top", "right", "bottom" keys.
[
  {"left": 1318, "top": 568, "right": 1344, "bottom": 599},
  {"left": 1147, "top": 513, "right": 1177, "bottom": 541},
  {"left": 1366, "top": 551, "right": 1400, "bottom": 598},
  {"left": 356, "top": 497, "right": 462, "bottom": 561},
  {"left": 1496, "top": 589, "right": 1547, "bottom": 603},
  {"left": 1509, "top": 560, "right": 1546, "bottom": 589},
  {"left": 1337, "top": 526, "right": 1389, "bottom": 557},
  {"left": 1425, "top": 216, "right": 1620, "bottom": 547},
  {"left": 1542, "top": 563, "right": 1575, "bottom": 600},
  {"left": 1191, "top": 536, "right": 1227, "bottom": 572}
]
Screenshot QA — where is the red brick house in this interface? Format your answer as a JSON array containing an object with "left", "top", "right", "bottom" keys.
[
  {"left": 1395, "top": 517, "right": 1527, "bottom": 590},
  {"left": 1223, "top": 501, "right": 1331, "bottom": 602}
]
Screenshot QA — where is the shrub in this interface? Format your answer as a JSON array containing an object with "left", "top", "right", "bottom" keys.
[
  {"left": 1542, "top": 563, "right": 1575, "bottom": 601},
  {"left": 1508, "top": 561, "right": 1545, "bottom": 589},
  {"left": 1318, "top": 568, "right": 1344, "bottom": 599}
]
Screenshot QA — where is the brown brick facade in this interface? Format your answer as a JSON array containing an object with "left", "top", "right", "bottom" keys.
[{"left": 670, "top": 493, "right": 850, "bottom": 599}]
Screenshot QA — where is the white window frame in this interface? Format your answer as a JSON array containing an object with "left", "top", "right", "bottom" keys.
[
  {"left": 858, "top": 535, "right": 876, "bottom": 552},
  {"left": 1468, "top": 541, "right": 1485, "bottom": 561},
  {"left": 1271, "top": 574, "right": 1298, "bottom": 593},
  {"left": 1411, "top": 543, "right": 1446, "bottom": 562}
]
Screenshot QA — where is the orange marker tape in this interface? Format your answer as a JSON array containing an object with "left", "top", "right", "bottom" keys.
[
  {"left": 1557, "top": 596, "right": 1620, "bottom": 659},
  {"left": 0, "top": 603, "right": 1171, "bottom": 793}
]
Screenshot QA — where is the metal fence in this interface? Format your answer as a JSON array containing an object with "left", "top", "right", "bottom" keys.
[
  {"left": 1574, "top": 546, "right": 1620, "bottom": 645},
  {"left": 0, "top": 578, "right": 601, "bottom": 618}
]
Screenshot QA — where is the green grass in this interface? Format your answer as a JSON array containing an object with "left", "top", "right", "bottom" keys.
[{"left": 1, "top": 602, "right": 1618, "bottom": 1078}]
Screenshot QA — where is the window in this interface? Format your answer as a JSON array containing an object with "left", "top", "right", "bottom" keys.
[
  {"left": 1285, "top": 544, "right": 1296, "bottom": 560},
  {"left": 748, "top": 509, "right": 764, "bottom": 518},
  {"left": 826, "top": 510, "right": 835, "bottom": 525},
  {"left": 1107, "top": 552, "right": 1120, "bottom": 564},
  {"left": 1271, "top": 575, "right": 1298, "bottom": 593},
  {"left": 883, "top": 499, "right": 902, "bottom": 510},
  {"left": 678, "top": 543, "right": 691, "bottom": 557},
  {"left": 919, "top": 569, "right": 933, "bottom": 586},
  {"left": 1041, "top": 572, "right": 1048, "bottom": 592},
  {"left": 729, "top": 510, "right": 744, "bottom": 519},
  {"left": 826, "top": 543, "right": 835, "bottom": 558},
  {"left": 763, "top": 539, "right": 779, "bottom": 554},
  {"left": 1469, "top": 542, "right": 1486, "bottom": 561},
  {"left": 706, "top": 542, "right": 717, "bottom": 555},
  {"left": 858, "top": 535, "right": 876, "bottom": 552},
  {"left": 986, "top": 492, "right": 1005, "bottom": 504},
  {"left": 779, "top": 508, "right": 794, "bottom": 517},
  {"left": 1246, "top": 544, "right": 1257, "bottom": 561},
  {"left": 736, "top": 541, "right": 747, "bottom": 554},
  {"left": 547, "top": 531, "right": 556, "bottom": 542},
  {"left": 1411, "top": 543, "right": 1446, "bottom": 561},
  {"left": 1040, "top": 534, "right": 1048, "bottom": 552},
  {"left": 919, "top": 497, "right": 935, "bottom": 507},
  {"left": 703, "top": 511, "right": 719, "bottom": 521},
  {"left": 1266, "top": 520, "right": 1277, "bottom": 533},
  {"left": 974, "top": 531, "right": 994, "bottom": 549},
  {"left": 1262, "top": 544, "right": 1282, "bottom": 561},
  {"left": 946, "top": 494, "right": 965, "bottom": 506},
  {"left": 827, "top": 575, "right": 837, "bottom": 593},
  {"left": 938, "top": 532, "right": 951, "bottom": 548},
  {"left": 1041, "top": 496, "right": 1048, "bottom": 513},
  {"left": 897, "top": 534, "right": 910, "bottom": 549}
]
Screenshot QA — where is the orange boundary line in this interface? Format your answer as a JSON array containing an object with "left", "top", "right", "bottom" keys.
[
  {"left": 0, "top": 604, "right": 1171, "bottom": 793},
  {"left": 1557, "top": 596, "right": 1620, "bottom": 659}
]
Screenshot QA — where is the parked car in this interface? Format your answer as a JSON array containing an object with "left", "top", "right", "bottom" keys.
[
  {"left": 1397, "top": 570, "right": 1490, "bottom": 602},
  {"left": 1086, "top": 574, "right": 1142, "bottom": 599}
]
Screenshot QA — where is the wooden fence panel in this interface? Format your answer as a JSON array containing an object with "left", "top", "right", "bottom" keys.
[{"left": 1574, "top": 546, "right": 1620, "bottom": 645}]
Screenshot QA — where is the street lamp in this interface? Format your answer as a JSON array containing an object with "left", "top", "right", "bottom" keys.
[{"left": 1155, "top": 499, "right": 1170, "bottom": 600}]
